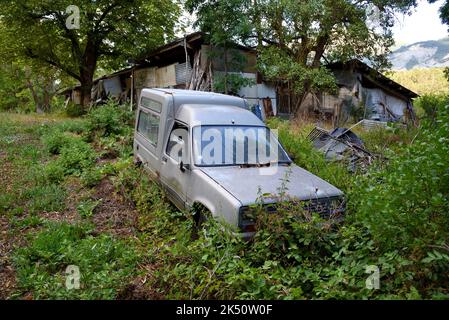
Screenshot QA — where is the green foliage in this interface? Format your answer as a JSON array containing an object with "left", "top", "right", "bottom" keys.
[
  {"left": 13, "top": 222, "right": 138, "bottom": 299},
  {"left": 189, "top": 0, "right": 416, "bottom": 115},
  {"left": 77, "top": 199, "right": 101, "bottom": 218},
  {"left": 1, "top": 110, "right": 142, "bottom": 300},
  {"left": 42, "top": 133, "right": 97, "bottom": 180},
  {"left": 352, "top": 104, "right": 449, "bottom": 252},
  {"left": 86, "top": 100, "right": 134, "bottom": 138},
  {"left": 80, "top": 167, "right": 104, "bottom": 188},
  {"left": 0, "top": 0, "right": 180, "bottom": 106},
  {"left": 388, "top": 68, "right": 449, "bottom": 96},
  {"left": 65, "top": 102, "right": 86, "bottom": 118},
  {"left": 23, "top": 184, "right": 66, "bottom": 214},
  {"left": 42, "top": 130, "right": 78, "bottom": 155},
  {"left": 57, "top": 140, "right": 97, "bottom": 176},
  {"left": 414, "top": 94, "right": 449, "bottom": 122},
  {"left": 114, "top": 158, "right": 445, "bottom": 299},
  {"left": 258, "top": 46, "right": 338, "bottom": 96},
  {"left": 213, "top": 73, "right": 256, "bottom": 95}
]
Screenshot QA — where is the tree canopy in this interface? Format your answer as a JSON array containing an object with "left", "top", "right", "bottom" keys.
[
  {"left": 189, "top": 0, "right": 417, "bottom": 115},
  {"left": 0, "top": 0, "right": 179, "bottom": 106}
]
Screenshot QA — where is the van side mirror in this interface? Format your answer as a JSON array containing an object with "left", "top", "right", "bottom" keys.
[{"left": 180, "top": 161, "right": 191, "bottom": 172}]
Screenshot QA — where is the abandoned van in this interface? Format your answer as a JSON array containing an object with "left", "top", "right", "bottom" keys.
[{"left": 134, "top": 89, "right": 345, "bottom": 237}]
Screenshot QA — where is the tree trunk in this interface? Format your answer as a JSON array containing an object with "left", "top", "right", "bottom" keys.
[
  {"left": 293, "top": 80, "right": 311, "bottom": 116},
  {"left": 253, "top": 0, "right": 263, "bottom": 50},
  {"left": 79, "top": 79, "right": 93, "bottom": 107},
  {"left": 24, "top": 77, "right": 42, "bottom": 113},
  {"left": 223, "top": 46, "right": 228, "bottom": 95},
  {"left": 79, "top": 38, "right": 98, "bottom": 107},
  {"left": 43, "top": 82, "right": 51, "bottom": 112}
]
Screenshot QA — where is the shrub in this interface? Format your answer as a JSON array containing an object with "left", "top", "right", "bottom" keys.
[
  {"left": 43, "top": 161, "right": 66, "bottom": 183},
  {"left": 65, "top": 102, "right": 86, "bottom": 117},
  {"left": 80, "top": 166, "right": 104, "bottom": 188},
  {"left": 352, "top": 104, "right": 449, "bottom": 252},
  {"left": 86, "top": 100, "right": 134, "bottom": 138},
  {"left": 414, "top": 94, "right": 449, "bottom": 122},
  {"left": 42, "top": 130, "right": 77, "bottom": 155},
  {"left": 57, "top": 140, "right": 97, "bottom": 175}
]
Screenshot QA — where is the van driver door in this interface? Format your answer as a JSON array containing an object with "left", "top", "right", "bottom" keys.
[{"left": 160, "top": 123, "right": 190, "bottom": 210}]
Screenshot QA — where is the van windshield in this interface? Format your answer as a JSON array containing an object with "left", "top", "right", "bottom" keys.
[{"left": 192, "top": 126, "right": 291, "bottom": 167}]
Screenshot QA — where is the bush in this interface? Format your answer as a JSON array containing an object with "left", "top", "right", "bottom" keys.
[
  {"left": 65, "top": 102, "right": 86, "bottom": 117},
  {"left": 80, "top": 166, "right": 104, "bottom": 188},
  {"left": 352, "top": 104, "right": 449, "bottom": 252},
  {"left": 43, "top": 161, "right": 66, "bottom": 183},
  {"left": 42, "top": 130, "right": 78, "bottom": 155},
  {"left": 86, "top": 100, "right": 134, "bottom": 138},
  {"left": 414, "top": 94, "right": 449, "bottom": 122},
  {"left": 57, "top": 140, "right": 97, "bottom": 175}
]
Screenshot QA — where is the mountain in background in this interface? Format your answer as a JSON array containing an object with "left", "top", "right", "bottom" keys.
[{"left": 390, "top": 38, "right": 449, "bottom": 70}]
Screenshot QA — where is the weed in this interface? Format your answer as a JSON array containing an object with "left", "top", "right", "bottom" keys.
[
  {"left": 77, "top": 199, "right": 102, "bottom": 218},
  {"left": 24, "top": 184, "right": 66, "bottom": 214}
]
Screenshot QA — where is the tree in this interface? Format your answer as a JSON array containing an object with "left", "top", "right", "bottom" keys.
[
  {"left": 429, "top": 0, "right": 449, "bottom": 25},
  {"left": 189, "top": 0, "right": 416, "bottom": 115},
  {"left": 429, "top": 0, "right": 449, "bottom": 82},
  {"left": 0, "top": 21, "right": 73, "bottom": 112},
  {"left": 0, "top": 0, "right": 179, "bottom": 107}
]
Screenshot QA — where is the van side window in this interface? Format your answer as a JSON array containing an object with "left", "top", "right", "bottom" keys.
[
  {"left": 167, "top": 123, "right": 188, "bottom": 162},
  {"left": 137, "top": 110, "right": 160, "bottom": 145},
  {"left": 141, "top": 97, "right": 162, "bottom": 113}
]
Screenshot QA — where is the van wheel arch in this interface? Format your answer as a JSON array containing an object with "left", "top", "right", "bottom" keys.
[{"left": 191, "top": 202, "right": 212, "bottom": 227}]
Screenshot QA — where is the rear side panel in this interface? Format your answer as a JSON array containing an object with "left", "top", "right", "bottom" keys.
[{"left": 134, "top": 90, "right": 174, "bottom": 176}]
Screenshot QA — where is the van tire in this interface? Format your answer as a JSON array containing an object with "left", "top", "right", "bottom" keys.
[{"left": 191, "top": 203, "right": 211, "bottom": 239}]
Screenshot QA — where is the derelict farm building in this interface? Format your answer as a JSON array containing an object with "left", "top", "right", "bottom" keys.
[{"left": 63, "top": 33, "right": 418, "bottom": 124}]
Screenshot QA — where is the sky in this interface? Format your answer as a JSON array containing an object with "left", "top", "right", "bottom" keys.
[{"left": 392, "top": 0, "right": 448, "bottom": 47}]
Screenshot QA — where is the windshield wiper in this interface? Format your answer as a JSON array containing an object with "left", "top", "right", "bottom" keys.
[{"left": 240, "top": 162, "right": 272, "bottom": 168}]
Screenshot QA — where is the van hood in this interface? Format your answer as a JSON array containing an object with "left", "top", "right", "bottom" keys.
[{"left": 200, "top": 164, "right": 343, "bottom": 206}]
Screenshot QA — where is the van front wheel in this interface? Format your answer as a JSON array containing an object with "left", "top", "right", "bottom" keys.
[{"left": 191, "top": 203, "right": 211, "bottom": 238}]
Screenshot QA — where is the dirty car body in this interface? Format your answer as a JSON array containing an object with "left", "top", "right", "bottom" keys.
[{"left": 134, "top": 89, "right": 345, "bottom": 237}]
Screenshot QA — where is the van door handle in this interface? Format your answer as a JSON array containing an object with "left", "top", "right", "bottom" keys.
[{"left": 162, "top": 156, "right": 168, "bottom": 163}]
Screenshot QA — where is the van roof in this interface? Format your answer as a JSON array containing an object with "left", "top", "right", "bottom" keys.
[
  {"left": 141, "top": 88, "right": 248, "bottom": 110},
  {"left": 176, "top": 104, "right": 264, "bottom": 126}
]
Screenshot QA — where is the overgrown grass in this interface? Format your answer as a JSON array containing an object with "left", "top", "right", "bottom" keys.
[
  {"left": 13, "top": 222, "right": 138, "bottom": 299},
  {"left": 0, "top": 105, "right": 139, "bottom": 299},
  {"left": 2, "top": 97, "right": 449, "bottom": 300}
]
